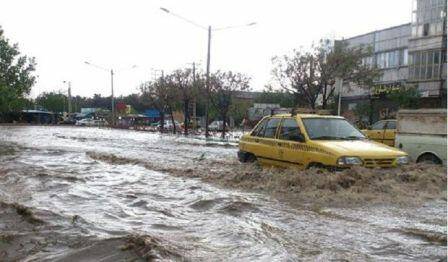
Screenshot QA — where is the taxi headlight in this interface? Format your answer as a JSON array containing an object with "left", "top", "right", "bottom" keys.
[
  {"left": 396, "top": 156, "right": 410, "bottom": 165},
  {"left": 337, "top": 156, "right": 363, "bottom": 166}
]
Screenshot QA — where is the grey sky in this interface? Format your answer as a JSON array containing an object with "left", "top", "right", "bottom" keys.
[{"left": 0, "top": 0, "right": 412, "bottom": 98}]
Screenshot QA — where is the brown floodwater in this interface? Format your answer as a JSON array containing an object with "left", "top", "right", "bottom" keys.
[{"left": 0, "top": 126, "right": 446, "bottom": 261}]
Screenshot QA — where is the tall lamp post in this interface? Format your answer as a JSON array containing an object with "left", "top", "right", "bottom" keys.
[
  {"left": 160, "top": 7, "right": 256, "bottom": 137},
  {"left": 336, "top": 77, "right": 343, "bottom": 116},
  {"left": 84, "top": 61, "right": 136, "bottom": 126},
  {"left": 63, "top": 81, "right": 72, "bottom": 114},
  {"left": 186, "top": 61, "right": 201, "bottom": 131}
]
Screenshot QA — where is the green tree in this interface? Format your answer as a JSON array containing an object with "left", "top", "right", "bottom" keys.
[
  {"left": 387, "top": 85, "right": 420, "bottom": 109},
  {"left": 209, "top": 71, "right": 250, "bottom": 138},
  {"left": 164, "top": 68, "right": 198, "bottom": 135},
  {"left": 140, "top": 76, "right": 179, "bottom": 133},
  {"left": 229, "top": 98, "right": 252, "bottom": 127},
  {"left": 0, "top": 26, "right": 36, "bottom": 120},
  {"left": 271, "top": 39, "right": 381, "bottom": 109},
  {"left": 255, "top": 86, "right": 296, "bottom": 108},
  {"left": 35, "top": 92, "right": 67, "bottom": 112}
]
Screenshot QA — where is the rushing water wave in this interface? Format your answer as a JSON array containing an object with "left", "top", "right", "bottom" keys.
[{"left": 0, "top": 126, "right": 446, "bottom": 261}]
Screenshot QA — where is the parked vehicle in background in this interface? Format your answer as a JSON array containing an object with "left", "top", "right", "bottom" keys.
[
  {"left": 154, "top": 120, "right": 181, "bottom": 131},
  {"left": 75, "top": 119, "right": 93, "bottom": 126},
  {"left": 58, "top": 118, "right": 76, "bottom": 125},
  {"left": 238, "top": 114, "right": 409, "bottom": 169},
  {"left": 75, "top": 118, "right": 109, "bottom": 127},
  {"left": 246, "top": 103, "right": 291, "bottom": 127},
  {"left": 362, "top": 119, "right": 396, "bottom": 147},
  {"left": 395, "top": 109, "right": 446, "bottom": 165},
  {"left": 209, "top": 120, "right": 229, "bottom": 131}
]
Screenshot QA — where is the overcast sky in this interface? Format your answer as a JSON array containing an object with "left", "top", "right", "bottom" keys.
[{"left": 1, "top": 0, "right": 412, "bottom": 98}]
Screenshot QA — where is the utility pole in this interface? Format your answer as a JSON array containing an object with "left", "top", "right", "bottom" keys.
[
  {"left": 63, "top": 80, "right": 72, "bottom": 114},
  {"left": 67, "top": 81, "right": 72, "bottom": 114},
  {"left": 159, "top": 7, "right": 255, "bottom": 137},
  {"left": 111, "top": 69, "right": 115, "bottom": 126},
  {"left": 84, "top": 61, "right": 136, "bottom": 126},
  {"left": 336, "top": 77, "right": 343, "bottom": 116},
  {"left": 192, "top": 62, "right": 197, "bottom": 130},
  {"left": 205, "top": 25, "right": 211, "bottom": 137}
]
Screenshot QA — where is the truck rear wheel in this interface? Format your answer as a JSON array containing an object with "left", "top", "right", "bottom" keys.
[{"left": 417, "top": 153, "right": 442, "bottom": 165}]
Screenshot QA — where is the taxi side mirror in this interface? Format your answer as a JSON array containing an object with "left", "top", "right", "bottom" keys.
[{"left": 367, "top": 126, "right": 372, "bottom": 130}]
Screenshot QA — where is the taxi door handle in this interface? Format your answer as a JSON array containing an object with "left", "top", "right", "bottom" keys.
[{"left": 254, "top": 139, "right": 259, "bottom": 143}]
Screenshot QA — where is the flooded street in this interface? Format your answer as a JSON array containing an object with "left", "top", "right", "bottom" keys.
[{"left": 0, "top": 126, "right": 446, "bottom": 261}]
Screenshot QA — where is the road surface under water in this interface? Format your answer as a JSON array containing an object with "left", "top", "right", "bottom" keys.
[{"left": 0, "top": 126, "right": 446, "bottom": 261}]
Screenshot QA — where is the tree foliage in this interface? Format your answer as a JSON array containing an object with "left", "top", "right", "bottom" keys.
[
  {"left": 0, "top": 26, "right": 36, "bottom": 116},
  {"left": 35, "top": 92, "right": 67, "bottom": 112},
  {"left": 255, "top": 86, "right": 296, "bottom": 108},
  {"left": 164, "top": 69, "right": 199, "bottom": 135},
  {"left": 209, "top": 71, "right": 250, "bottom": 138},
  {"left": 272, "top": 39, "right": 381, "bottom": 109},
  {"left": 387, "top": 85, "right": 420, "bottom": 109},
  {"left": 140, "top": 75, "right": 179, "bottom": 133}
]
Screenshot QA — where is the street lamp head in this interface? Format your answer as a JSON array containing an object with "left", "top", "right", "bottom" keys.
[
  {"left": 84, "top": 61, "right": 90, "bottom": 65},
  {"left": 247, "top": 22, "right": 257, "bottom": 26},
  {"left": 160, "top": 7, "right": 170, "bottom": 13}
]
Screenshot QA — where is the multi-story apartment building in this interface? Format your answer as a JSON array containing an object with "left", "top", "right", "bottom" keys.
[
  {"left": 408, "top": 0, "right": 446, "bottom": 100},
  {"left": 340, "top": 0, "right": 446, "bottom": 123}
]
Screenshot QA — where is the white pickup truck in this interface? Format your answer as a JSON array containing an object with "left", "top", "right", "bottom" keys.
[{"left": 395, "top": 109, "right": 446, "bottom": 165}]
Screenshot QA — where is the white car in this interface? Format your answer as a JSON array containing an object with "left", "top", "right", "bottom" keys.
[
  {"left": 395, "top": 109, "right": 446, "bottom": 165},
  {"left": 209, "top": 120, "right": 229, "bottom": 131},
  {"left": 158, "top": 120, "right": 181, "bottom": 130},
  {"left": 76, "top": 119, "right": 108, "bottom": 127}
]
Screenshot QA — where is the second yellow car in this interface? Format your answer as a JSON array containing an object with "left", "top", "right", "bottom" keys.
[{"left": 362, "top": 119, "right": 396, "bottom": 147}]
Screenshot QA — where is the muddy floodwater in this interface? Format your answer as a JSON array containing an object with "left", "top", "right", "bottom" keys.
[{"left": 0, "top": 126, "right": 446, "bottom": 261}]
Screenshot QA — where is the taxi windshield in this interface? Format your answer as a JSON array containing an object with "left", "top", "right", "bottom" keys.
[{"left": 302, "top": 118, "right": 366, "bottom": 140}]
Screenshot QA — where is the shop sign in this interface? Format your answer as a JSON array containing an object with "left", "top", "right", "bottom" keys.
[{"left": 371, "top": 83, "right": 402, "bottom": 95}]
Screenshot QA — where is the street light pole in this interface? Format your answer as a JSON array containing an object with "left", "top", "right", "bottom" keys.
[
  {"left": 159, "top": 7, "right": 256, "bottom": 138},
  {"left": 63, "top": 81, "right": 72, "bottom": 114},
  {"left": 192, "top": 62, "right": 197, "bottom": 131},
  {"left": 336, "top": 77, "right": 343, "bottom": 116},
  {"left": 110, "top": 69, "right": 115, "bottom": 126},
  {"left": 68, "top": 81, "right": 72, "bottom": 114},
  {"left": 85, "top": 62, "right": 136, "bottom": 126},
  {"left": 205, "top": 25, "right": 211, "bottom": 137}
]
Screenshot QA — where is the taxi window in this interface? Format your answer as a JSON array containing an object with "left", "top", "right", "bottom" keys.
[
  {"left": 279, "top": 118, "right": 302, "bottom": 141},
  {"left": 386, "top": 121, "right": 396, "bottom": 129},
  {"left": 371, "top": 121, "right": 386, "bottom": 130},
  {"left": 263, "top": 118, "right": 281, "bottom": 138},
  {"left": 252, "top": 118, "right": 268, "bottom": 137}
]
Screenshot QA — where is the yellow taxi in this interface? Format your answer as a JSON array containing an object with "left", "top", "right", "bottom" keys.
[
  {"left": 238, "top": 114, "right": 409, "bottom": 169},
  {"left": 362, "top": 120, "right": 396, "bottom": 147}
]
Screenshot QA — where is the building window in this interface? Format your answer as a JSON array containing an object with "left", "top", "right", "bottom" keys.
[
  {"left": 409, "top": 50, "right": 443, "bottom": 80},
  {"left": 402, "top": 49, "right": 408, "bottom": 65},
  {"left": 423, "top": 23, "right": 429, "bottom": 36},
  {"left": 376, "top": 50, "right": 403, "bottom": 69},
  {"left": 362, "top": 56, "right": 374, "bottom": 67},
  {"left": 412, "top": 0, "right": 447, "bottom": 37}
]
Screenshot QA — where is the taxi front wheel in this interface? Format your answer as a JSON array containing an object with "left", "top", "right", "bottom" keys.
[{"left": 238, "top": 151, "right": 256, "bottom": 163}]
